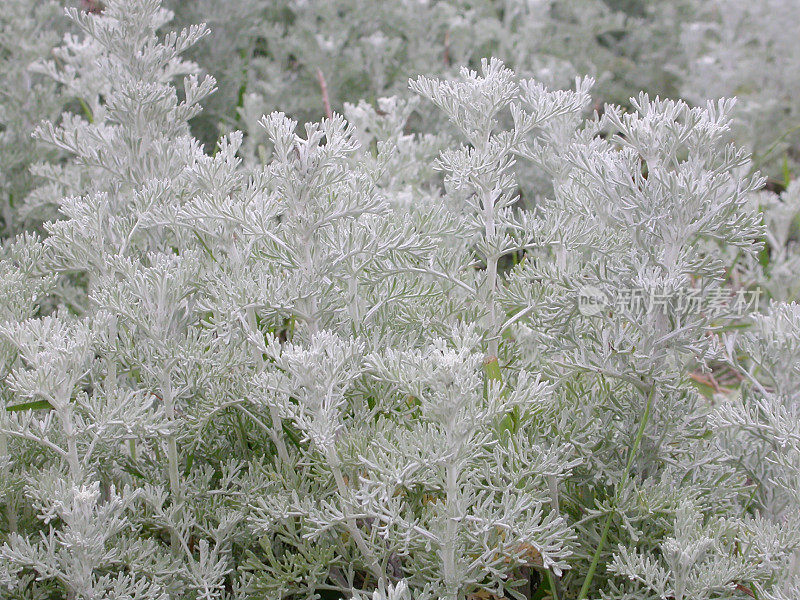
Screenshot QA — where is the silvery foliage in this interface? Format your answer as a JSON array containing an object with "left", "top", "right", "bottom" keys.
[
  {"left": 408, "top": 59, "right": 798, "bottom": 600},
  {"left": 1, "top": 1, "right": 221, "bottom": 597},
  {"left": 733, "top": 181, "right": 800, "bottom": 304},
  {"left": 588, "top": 1, "right": 800, "bottom": 184},
  {"left": 164, "top": 0, "right": 629, "bottom": 149},
  {"left": 161, "top": 0, "right": 800, "bottom": 192},
  {"left": 0, "top": 3, "right": 799, "bottom": 600},
  {"left": 0, "top": 0, "right": 82, "bottom": 235},
  {"left": 709, "top": 302, "right": 800, "bottom": 600},
  {"left": 602, "top": 0, "right": 700, "bottom": 109},
  {"left": 680, "top": 0, "right": 800, "bottom": 180}
]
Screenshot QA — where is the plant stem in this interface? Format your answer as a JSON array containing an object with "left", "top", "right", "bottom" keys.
[
  {"left": 245, "top": 307, "right": 290, "bottom": 463},
  {"left": 328, "top": 453, "right": 383, "bottom": 582},
  {"left": 316, "top": 68, "right": 332, "bottom": 120},
  {"left": 56, "top": 391, "right": 83, "bottom": 483},
  {"left": 300, "top": 233, "right": 321, "bottom": 335},
  {"left": 577, "top": 384, "right": 656, "bottom": 599},
  {"left": 162, "top": 371, "right": 182, "bottom": 554},
  {"left": 442, "top": 459, "right": 459, "bottom": 600},
  {"left": 482, "top": 185, "right": 500, "bottom": 360},
  {"left": 547, "top": 568, "right": 560, "bottom": 600}
]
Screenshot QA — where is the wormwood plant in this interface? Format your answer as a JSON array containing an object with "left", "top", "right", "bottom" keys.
[{"left": 0, "top": 2, "right": 799, "bottom": 600}]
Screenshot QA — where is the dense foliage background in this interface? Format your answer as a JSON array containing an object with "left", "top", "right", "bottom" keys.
[{"left": 0, "top": 1, "right": 798, "bottom": 600}]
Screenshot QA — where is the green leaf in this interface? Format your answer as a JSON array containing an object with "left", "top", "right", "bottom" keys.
[
  {"left": 6, "top": 399, "right": 53, "bottom": 412},
  {"left": 782, "top": 154, "right": 791, "bottom": 188},
  {"left": 184, "top": 451, "right": 195, "bottom": 476},
  {"left": 757, "top": 236, "right": 771, "bottom": 269},
  {"left": 193, "top": 230, "right": 218, "bottom": 263},
  {"left": 483, "top": 356, "right": 502, "bottom": 384},
  {"left": 77, "top": 97, "right": 94, "bottom": 123}
]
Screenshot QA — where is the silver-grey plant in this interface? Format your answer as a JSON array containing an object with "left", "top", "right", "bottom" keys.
[{"left": 0, "top": 2, "right": 798, "bottom": 600}]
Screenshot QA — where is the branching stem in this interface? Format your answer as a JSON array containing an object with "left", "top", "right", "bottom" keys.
[{"left": 577, "top": 384, "right": 657, "bottom": 599}]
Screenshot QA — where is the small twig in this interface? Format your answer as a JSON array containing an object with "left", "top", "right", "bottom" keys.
[
  {"left": 547, "top": 569, "right": 561, "bottom": 600},
  {"left": 688, "top": 370, "right": 728, "bottom": 393},
  {"left": 443, "top": 31, "right": 451, "bottom": 66},
  {"left": 726, "top": 366, "right": 746, "bottom": 382},
  {"left": 706, "top": 371, "right": 722, "bottom": 392},
  {"left": 499, "top": 304, "right": 537, "bottom": 334},
  {"left": 316, "top": 68, "right": 332, "bottom": 120}
]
